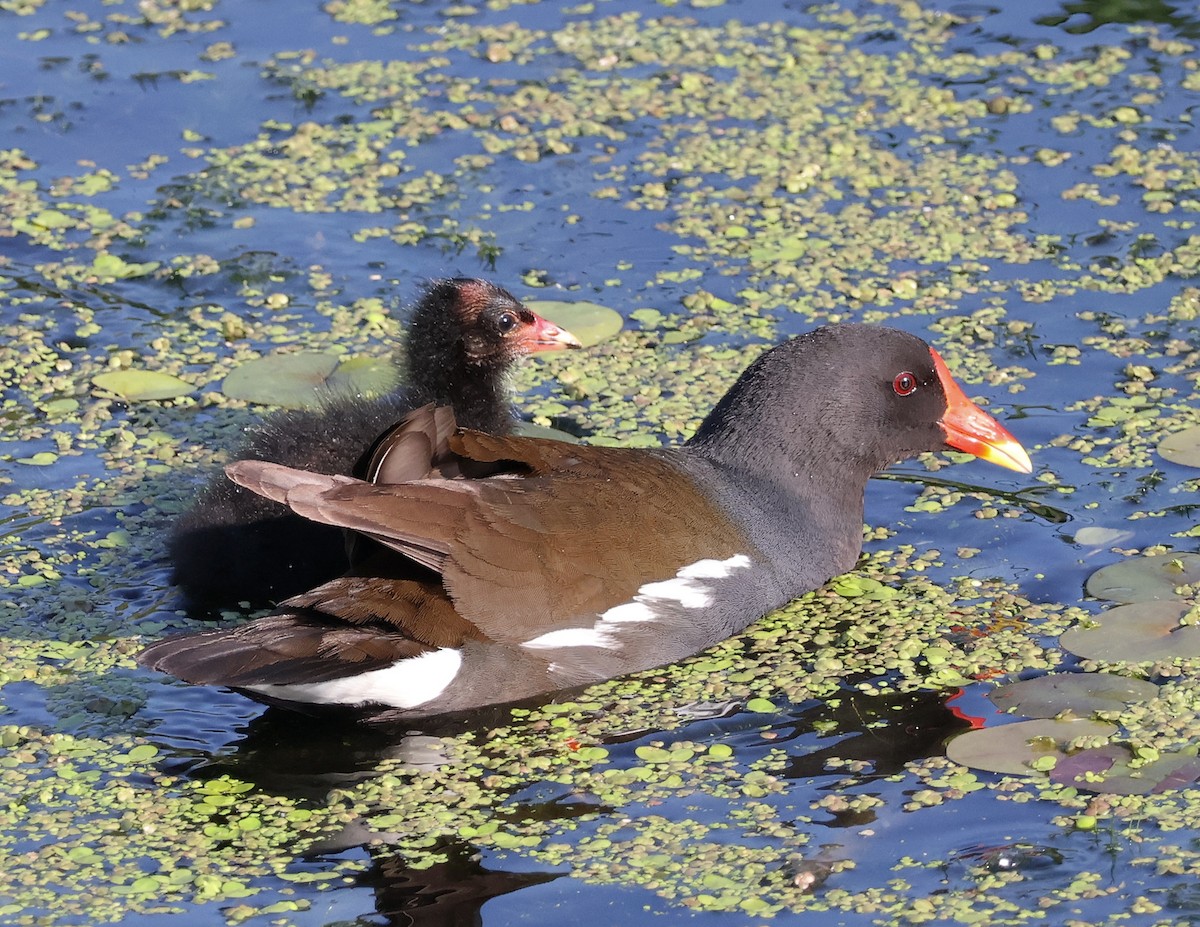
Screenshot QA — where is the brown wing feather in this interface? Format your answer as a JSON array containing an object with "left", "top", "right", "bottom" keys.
[
  {"left": 448, "top": 428, "right": 600, "bottom": 473},
  {"left": 230, "top": 442, "right": 753, "bottom": 645},
  {"left": 227, "top": 463, "right": 359, "bottom": 506},
  {"left": 363, "top": 404, "right": 459, "bottom": 484},
  {"left": 282, "top": 574, "right": 484, "bottom": 648},
  {"left": 137, "top": 614, "right": 436, "bottom": 687}
]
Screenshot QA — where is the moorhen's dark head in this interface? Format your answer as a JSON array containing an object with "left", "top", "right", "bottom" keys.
[
  {"left": 401, "top": 278, "right": 581, "bottom": 433},
  {"left": 405, "top": 278, "right": 581, "bottom": 374},
  {"left": 689, "top": 324, "right": 1031, "bottom": 484}
]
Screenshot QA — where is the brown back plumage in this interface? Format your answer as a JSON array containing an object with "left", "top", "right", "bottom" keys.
[{"left": 225, "top": 405, "right": 754, "bottom": 647}]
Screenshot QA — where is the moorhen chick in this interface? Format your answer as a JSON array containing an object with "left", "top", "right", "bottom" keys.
[
  {"left": 141, "top": 324, "right": 1032, "bottom": 720},
  {"left": 168, "top": 278, "right": 580, "bottom": 611}
]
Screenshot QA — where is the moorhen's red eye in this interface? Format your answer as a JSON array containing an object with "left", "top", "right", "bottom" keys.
[
  {"left": 497, "top": 312, "right": 517, "bottom": 333},
  {"left": 893, "top": 372, "right": 917, "bottom": 396}
]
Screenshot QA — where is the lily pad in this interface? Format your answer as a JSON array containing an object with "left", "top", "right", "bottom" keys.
[
  {"left": 629, "top": 307, "right": 665, "bottom": 328},
  {"left": 90, "top": 253, "right": 160, "bottom": 279},
  {"left": 1158, "top": 425, "right": 1200, "bottom": 468},
  {"left": 39, "top": 398, "right": 80, "bottom": 416},
  {"left": 829, "top": 575, "right": 897, "bottom": 601},
  {"left": 1072, "top": 526, "right": 1135, "bottom": 548},
  {"left": 987, "top": 673, "right": 1158, "bottom": 719},
  {"left": 223, "top": 352, "right": 339, "bottom": 408},
  {"left": 1050, "top": 744, "right": 1200, "bottom": 794},
  {"left": 1085, "top": 553, "right": 1200, "bottom": 602},
  {"left": 324, "top": 354, "right": 397, "bottom": 398},
  {"left": 945, "top": 718, "right": 1117, "bottom": 776},
  {"left": 222, "top": 352, "right": 393, "bottom": 409},
  {"left": 525, "top": 300, "right": 623, "bottom": 348},
  {"left": 513, "top": 421, "right": 580, "bottom": 444},
  {"left": 1059, "top": 601, "right": 1200, "bottom": 662},
  {"left": 92, "top": 369, "right": 193, "bottom": 401}
]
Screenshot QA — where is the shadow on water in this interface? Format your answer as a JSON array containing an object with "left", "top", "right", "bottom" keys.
[
  {"left": 1035, "top": 0, "right": 1200, "bottom": 37},
  {"left": 779, "top": 687, "right": 978, "bottom": 788},
  {"left": 184, "top": 694, "right": 571, "bottom": 798},
  {"left": 170, "top": 681, "right": 980, "bottom": 923},
  {"left": 346, "top": 838, "right": 562, "bottom": 927},
  {"left": 173, "top": 702, "right": 586, "bottom": 925},
  {"left": 168, "top": 582, "right": 1000, "bottom": 800},
  {"left": 945, "top": 0, "right": 1200, "bottom": 40}
]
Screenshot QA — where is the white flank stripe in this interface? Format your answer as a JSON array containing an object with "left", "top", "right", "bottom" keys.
[
  {"left": 522, "top": 554, "right": 752, "bottom": 651},
  {"left": 678, "top": 555, "right": 751, "bottom": 579},
  {"left": 599, "top": 601, "right": 657, "bottom": 624},
  {"left": 517, "top": 627, "right": 613, "bottom": 649},
  {"left": 246, "top": 647, "right": 463, "bottom": 709}
]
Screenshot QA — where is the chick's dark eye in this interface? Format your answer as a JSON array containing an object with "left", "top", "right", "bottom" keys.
[
  {"left": 496, "top": 312, "right": 517, "bottom": 333},
  {"left": 893, "top": 372, "right": 917, "bottom": 396}
]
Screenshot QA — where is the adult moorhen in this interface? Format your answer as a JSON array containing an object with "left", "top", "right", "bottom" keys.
[
  {"left": 141, "top": 324, "right": 1032, "bottom": 720},
  {"left": 168, "top": 278, "right": 581, "bottom": 611}
]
